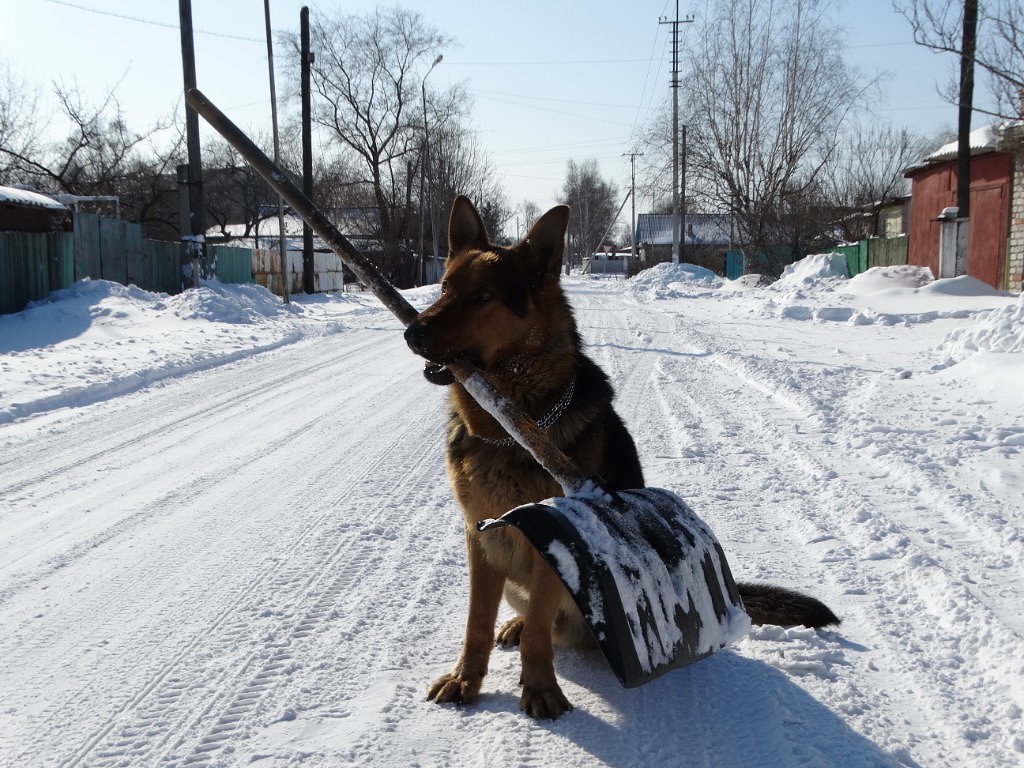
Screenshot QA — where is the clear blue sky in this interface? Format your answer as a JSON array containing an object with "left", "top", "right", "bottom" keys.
[{"left": 1, "top": 0, "right": 994, "bottom": 216}]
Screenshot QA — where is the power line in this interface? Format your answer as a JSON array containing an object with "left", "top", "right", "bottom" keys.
[{"left": 41, "top": 0, "right": 264, "bottom": 43}]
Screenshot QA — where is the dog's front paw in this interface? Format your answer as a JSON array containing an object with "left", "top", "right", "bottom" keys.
[
  {"left": 496, "top": 617, "right": 524, "bottom": 647},
  {"left": 520, "top": 683, "right": 573, "bottom": 720},
  {"left": 427, "top": 672, "right": 484, "bottom": 706}
]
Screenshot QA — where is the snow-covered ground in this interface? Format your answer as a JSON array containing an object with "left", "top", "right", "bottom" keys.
[{"left": 1, "top": 258, "right": 1022, "bottom": 767}]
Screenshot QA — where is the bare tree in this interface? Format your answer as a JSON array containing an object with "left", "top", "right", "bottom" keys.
[
  {"left": 824, "top": 122, "right": 929, "bottom": 240},
  {"left": 894, "top": 0, "right": 1024, "bottom": 120},
  {"left": 659, "top": 0, "right": 868, "bottom": 273},
  {"left": 291, "top": 7, "right": 452, "bottom": 282},
  {"left": 0, "top": 75, "right": 172, "bottom": 199},
  {"left": 0, "top": 66, "right": 188, "bottom": 240},
  {"left": 430, "top": 100, "right": 509, "bottom": 246},
  {"left": 203, "top": 136, "right": 278, "bottom": 242},
  {"left": 116, "top": 121, "right": 187, "bottom": 242},
  {"left": 0, "top": 61, "right": 44, "bottom": 181},
  {"left": 561, "top": 159, "right": 617, "bottom": 269}
]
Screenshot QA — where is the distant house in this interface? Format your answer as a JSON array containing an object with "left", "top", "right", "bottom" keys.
[
  {"left": 878, "top": 196, "right": 912, "bottom": 238},
  {"left": 634, "top": 213, "right": 735, "bottom": 275},
  {"left": 839, "top": 195, "right": 911, "bottom": 241},
  {"left": 210, "top": 206, "right": 383, "bottom": 255},
  {"left": 582, "top": 250, "right": 630, "bottom": 276},
  {"left": 904, "top": 123, "right": 1023, "bottom": 292}
]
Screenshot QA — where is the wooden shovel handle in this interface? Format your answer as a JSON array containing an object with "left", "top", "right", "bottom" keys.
[{"left": 185, "top": 88, "right": 584, "bottom": 494}]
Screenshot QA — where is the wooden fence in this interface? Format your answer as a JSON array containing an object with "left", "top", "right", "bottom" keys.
[
  {"left": 73, "top": 213, "right": 182, "bottom": 294},
  {"left": 835, "top": 236, "right": 908, "bottom": 277},
  {"left": 0, "top": 231, "right": 74, "bottom": 314},
  {"left": 208, "top": 244, "right": 253, "bottom": 285},
  {"left": 1, "top": 212, "right": 277, "bottom": 314}
]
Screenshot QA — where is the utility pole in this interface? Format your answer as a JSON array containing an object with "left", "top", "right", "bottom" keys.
[
  {"left": 420, "top": 54, "right": 443, "bottom": 285},
  {"left": 954, "top": 0, "right": 978, "bottom": 277},
  {"left": 178, "top": 0, "right": 205, "bottom": 289},
  {"left": 300, "top": 7, "right": 315, "bottom": 294},
  {"left": 622, "top": 151, "right": 644, "bottom": 269},
  {"left": 681, "top": 123, "right": 687, "bottom": 264},
  {"left": 659, "top": 2, "right": 694, "bottom": 265},
  {"left": 264, "top": 0, "right": 289, "bottom": 303}
]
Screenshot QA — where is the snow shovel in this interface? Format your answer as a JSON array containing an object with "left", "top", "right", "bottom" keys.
[{"left": 186, "top": 87, "right": 749, "bottom": 688}]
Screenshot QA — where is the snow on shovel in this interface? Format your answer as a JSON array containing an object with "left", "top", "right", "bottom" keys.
[{"left": 185, "top": 87, "right": 749, "bottom": 688}]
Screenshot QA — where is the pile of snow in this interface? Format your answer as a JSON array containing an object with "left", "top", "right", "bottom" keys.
[
  {"left": 843, "top": 264, "right": 934, "bottom": 296},
  {"left": 169, "top": 281, "right": 302, "bottom": 324},
  {"left": 772, "top": 252, "right": 849, "bottom": 291},
  {"left": 628, "top": 261, "right": 722, "bottom": 301},
  {"left": 0, "top": 279, "right": 375, "bottom": 424},
  {"left": 721, "top": 273, "right": 774, "bottom": 291},
  {"left": 938, "top": 292, "right": 1024, "bottom": 362}
]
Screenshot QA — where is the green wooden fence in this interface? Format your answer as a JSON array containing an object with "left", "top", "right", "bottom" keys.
[
  {"left": 867, "top": 236, "right": 908, "bottom": 269},
  {"left": 834, "top": 241, "right": 868, "bottom": 277},
  {"left": 2, "top": 213, "right": 187, "bottom": 314},
  {"left": 0, "top": 231, "right": 74, "bottom": 314},
  {"left": 73, "top": 212, "right": 181, "bottom": 293},
  {"left": 834, "top": 237, "right": 908, "bottom": 278},
  {"left": 209, "top": 244, "right": 253, "bottom": 284}
]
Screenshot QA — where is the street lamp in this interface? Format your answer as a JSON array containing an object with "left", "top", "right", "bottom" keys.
[{"left": 419, "top": 54, "right": 443, "bottom": 285}]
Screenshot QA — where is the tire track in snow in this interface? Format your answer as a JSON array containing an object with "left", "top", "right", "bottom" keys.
[
  {"left": 0, "top": 328, "right": 391, "bottom": 509},
  {"left": 164, "top": 405, "right": 448, "bottom": 767},
  {"left": 0, "top": 327, "right": 443, "bottom": 768},
  {"left": 647, "top": 319, "right": 1022, "bottom": 767},
  {"left": 56, "top": 404, "right": 440, "bottom": 768},
  {"left": 0, "top": 328, "right": 401, "bottom": 601}
]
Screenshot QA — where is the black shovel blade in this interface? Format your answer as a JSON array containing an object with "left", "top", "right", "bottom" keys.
[{"left": 478, "top": 485, "right": 750, "bottom": 688}]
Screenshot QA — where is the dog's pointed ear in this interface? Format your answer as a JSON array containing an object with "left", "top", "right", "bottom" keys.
[
  {"left": 524, "top": 205, "right": 570, "bottom": 278},
  {"left": 448, "top": 195, "right": 490, "bottom": 255}
]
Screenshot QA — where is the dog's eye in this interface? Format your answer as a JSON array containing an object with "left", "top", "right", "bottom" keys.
[{"left": 473, "top": 288, "right": 493, "bottom": 304}]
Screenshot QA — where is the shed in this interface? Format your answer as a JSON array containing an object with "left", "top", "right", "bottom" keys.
[
  {"left": 0, "top": 185, "right": 70, "bottom": 232},
  {"left": 904, "top": 124, "right": 1016, "bottom": 290}
]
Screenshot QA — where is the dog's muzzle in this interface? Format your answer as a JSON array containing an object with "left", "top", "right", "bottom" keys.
[
  {"left": 404, "top": 320, "right": 431, "bottom": 357},
  {"left": 405, "top": 321, "right": 456, "bottom": 385}
]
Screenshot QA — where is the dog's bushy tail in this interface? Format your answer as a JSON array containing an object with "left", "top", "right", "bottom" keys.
[{"left": 737, "top": 583, "right": 840, "bottom": 629}]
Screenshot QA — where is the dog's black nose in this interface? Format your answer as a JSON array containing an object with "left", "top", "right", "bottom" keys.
[{"left": 404, "top": 321, "right": 431, "bottom": 356}]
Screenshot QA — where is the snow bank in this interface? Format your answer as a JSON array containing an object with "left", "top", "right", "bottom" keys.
[
  {"left": 938, "top": 292, "right": 1024, "bottom": 363},
  {"left": 844, "top": 265, "right": 934, "bottom": 297},
  {"left": 772, "top": 252, "right": 848, "bottom": 290},
  {"left": 628, "top": 261, "right": 722, "bottom": 301},
  {"left": 0, "top": 279, "right": 383, "bottom": 424},
  {"left": 170, "top": 280, "right": 302, "bottom": 323}
]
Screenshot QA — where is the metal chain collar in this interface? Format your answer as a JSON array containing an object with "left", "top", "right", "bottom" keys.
[{"left": 476, "top": 377, "right": 576, "bottom": 447}]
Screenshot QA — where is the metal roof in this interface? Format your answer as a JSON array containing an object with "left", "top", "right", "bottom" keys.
[
  {"left": 0, "top": 185, "right": 68, "bottom": 211},
  {"left": 635, "top": 212, "right": 734, "bottom": 247}
]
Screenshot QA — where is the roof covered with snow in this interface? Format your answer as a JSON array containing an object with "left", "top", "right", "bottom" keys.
[
  {"left": 925, "top": 124, "right": 1000, "bottom": 163},
  {"left": 0, "top": 185, "right": 67, "bottom": 211},
  {"left": 635, "top": 213, "right": 734, "bottom": 247}
]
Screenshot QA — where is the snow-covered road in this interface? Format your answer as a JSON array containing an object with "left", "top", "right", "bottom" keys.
[{"left": 1, "top": 263, "right": 1021, "bottom": 767}]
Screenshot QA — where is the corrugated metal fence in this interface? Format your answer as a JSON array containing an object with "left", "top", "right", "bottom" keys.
[
  {"left": 73, "top": 213, "right": 182, "bottom": 295},
  {"left": 1, "top": 213, "right": 260, "bottom": 315},
  {"left": 0, "top": 231, "right": 74, "bottom": 314}
]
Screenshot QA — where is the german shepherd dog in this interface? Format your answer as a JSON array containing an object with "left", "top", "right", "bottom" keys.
[{"left": 404, "top": 197, "right": 838, "bottom": 720}]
